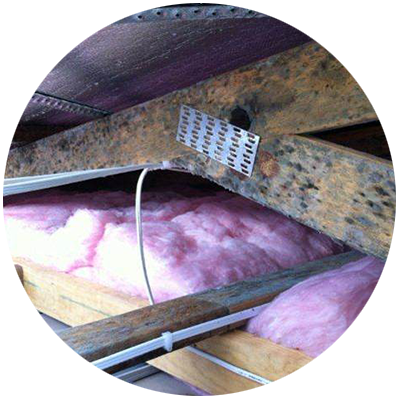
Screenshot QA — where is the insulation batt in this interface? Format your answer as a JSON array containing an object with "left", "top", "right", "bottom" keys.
[
  {"left": 4, "top": 188, "right": 344, "bottom": 302},
  {"left": 364, "top": 330, "right": 384, "bottom": 376},
  {"left": 246, "top": 256, "right": 384, "bottom": 357}
]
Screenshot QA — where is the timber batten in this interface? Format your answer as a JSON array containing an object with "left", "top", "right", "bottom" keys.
[
  {"left": 150, "top": 333, "right": 313, "bottom": 394},
  {"left": 15, "top": 252, "right": 383, "bottom": 395},
  {"left": 172, "top": 135, "right": 395, "bottom": 259}
]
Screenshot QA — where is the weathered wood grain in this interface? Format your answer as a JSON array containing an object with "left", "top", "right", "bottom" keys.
[
  {"left": 58, "top": 251, "right": 362, "bottom": 364},
  {"left": 59, "top": 297, "right": 228, "bottom": 363},
  {"left": 14, "top": 265, "right": 25, "bottom": 307},
  {"left": 151, "top": 331, "right": 313, "bottom": 394},
  {"left": 13, "top": 257, "right": 147, "bottom": 325},
  {"left": 172, "top": 136, "right": 395, "bottom": 259},
  {"left": 197, "top": 251, "right": 364, "bottom": 312},
  {"left": 6, "top": 41, "right": 376, "bottom": 178}
]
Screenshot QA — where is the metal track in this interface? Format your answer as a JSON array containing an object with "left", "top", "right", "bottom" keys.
[
  {"left": 3, "top": 163, "right": 164, "bottom": 196},
  {"left": 16, "top": 3, "right": 383, "bottom": 29},
  {"left": 16, "top": 86, "right": 111, "bottom": 117}
]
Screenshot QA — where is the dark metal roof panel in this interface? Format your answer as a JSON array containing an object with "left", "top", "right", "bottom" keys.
[{"left": 15, "top": 8, "right": 310, "bottom": 145}]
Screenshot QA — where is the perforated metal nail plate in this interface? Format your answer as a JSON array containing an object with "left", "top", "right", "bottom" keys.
[{"left": 176, "top": 105, "right": 260, "bottom": 177}]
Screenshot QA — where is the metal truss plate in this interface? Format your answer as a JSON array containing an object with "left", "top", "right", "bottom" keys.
[
  {"left": 177, "top": 105, "right": 260, "bottom": 177},
  {"left": 16, "top": 86, "right": 110, "bottom": 117},
  {"left": 16, "top": 3, "right": 383, "bottom": 29}
]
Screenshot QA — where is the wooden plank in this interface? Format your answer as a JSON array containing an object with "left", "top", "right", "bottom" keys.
[
  {"left": 14, "top": 233, "right": 367, "bottom": 320},
  {"left": 196, "top": 250, "right": 364, "bottom": 312},
  {"left": 14, "top": 265, "right": 25, "bottom": 307},
  {"left": 6, "top": 41, "right": 376, "bottom": 178},
  {"left": 58, "top": 251, "right": 362, "bottom": 364},
  {"left": 172, "top": 135, "right": 395, "bottom": 259},
  {"left": 14, "top": 257, "right": 147, "bottom": 325},
  {"left": 151, "top": 331, "right": 312, "bottom": 394},
  {"left": 59, "top": 296, "right": 228, "bottom": 363}
]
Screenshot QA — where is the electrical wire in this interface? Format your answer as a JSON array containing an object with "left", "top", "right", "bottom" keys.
[
  {"left": 134, "top": 167, "right": 269, "bottom": 385},
  {"left": 135, "top": 168, "right": 155, "bottom": 305}
]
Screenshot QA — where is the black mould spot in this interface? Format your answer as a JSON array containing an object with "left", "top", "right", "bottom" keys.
[
  {"left": 382, "top": 201, "right": 394, "bottom": 208},
  {"left": 345, "top": 217, "right": 354, "bottom": 224},
  {"left": 294, "top": 163, "right": 303, "bottom": 172},
  {"left": 305, "top": 180, "right": 319, "bottom": 190},
  {"left": 284, "top": 146, "right": 295, "bottom": 154},
  {"left": 375, "top": 186, "right": 390, "bottom": 197},
  {"left": 58, "top": 138, "right": 69, "bottom": 152}
]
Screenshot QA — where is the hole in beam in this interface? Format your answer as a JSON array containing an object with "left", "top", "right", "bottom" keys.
[{"left": 230, "top": 107, "right": 252, "bottom": 131}]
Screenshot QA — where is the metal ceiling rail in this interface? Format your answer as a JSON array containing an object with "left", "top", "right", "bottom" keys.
[
  {"left": 16, "top": 86, "right": 111, "bottom": 117},
  {"left": 92, "top": 304, "right": 267, "bottom": 370},
  {"left": 16, "top": 3, "right": 383, "bottom": 29},
  {"left": 3, "top": 163, "right": 165, "bottom": 196}
]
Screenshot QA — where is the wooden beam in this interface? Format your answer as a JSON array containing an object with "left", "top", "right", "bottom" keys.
[
  {"left": 171, "top": 135, "right": 395, "bottom": 259},
  {"left": 13, "top": 257, "right": 147, "bottom": 325},
  {"left": 151, "top": 331, "right": 312, "bottom": 394},
  {"left": 58, "top": 251, "right": 362, "bottom": 364},
  {"left": 13, "top": 255, "right": 347, "bottom": 394},
  {"left": 14, "top": 265, "right": 25, "bottom": 307},
  {"left": 6, "top": 41, "right": 376, "bottom": 178}
]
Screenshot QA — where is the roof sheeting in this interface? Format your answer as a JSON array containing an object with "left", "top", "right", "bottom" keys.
[{"left": 14, "top": 7, "right": 310, "bottom": 146}]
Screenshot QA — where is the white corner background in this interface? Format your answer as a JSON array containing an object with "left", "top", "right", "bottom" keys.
[{"left": 0, "top": 0, "right": 400, "bottom": 398}]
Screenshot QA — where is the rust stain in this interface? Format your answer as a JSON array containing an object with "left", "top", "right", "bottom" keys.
[{"left": 258, "top": 151, "right": 280, "bottom": 178}]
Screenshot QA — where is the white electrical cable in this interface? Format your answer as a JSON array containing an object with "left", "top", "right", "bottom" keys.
[
  {"left": 135, "top": 165, "right": 190, "bottom": 305},
  {"left": 131, "top": 167, "right": 270, "bottom": 385},
  {"left": 135, "top": 168, "right": 156, "bottom": 305},
  {"left": 93, "top": 304, "right": 266, "bottom": 370},
  {"left": 187, "top": 347, "right": 271, "bottom": 385}
]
